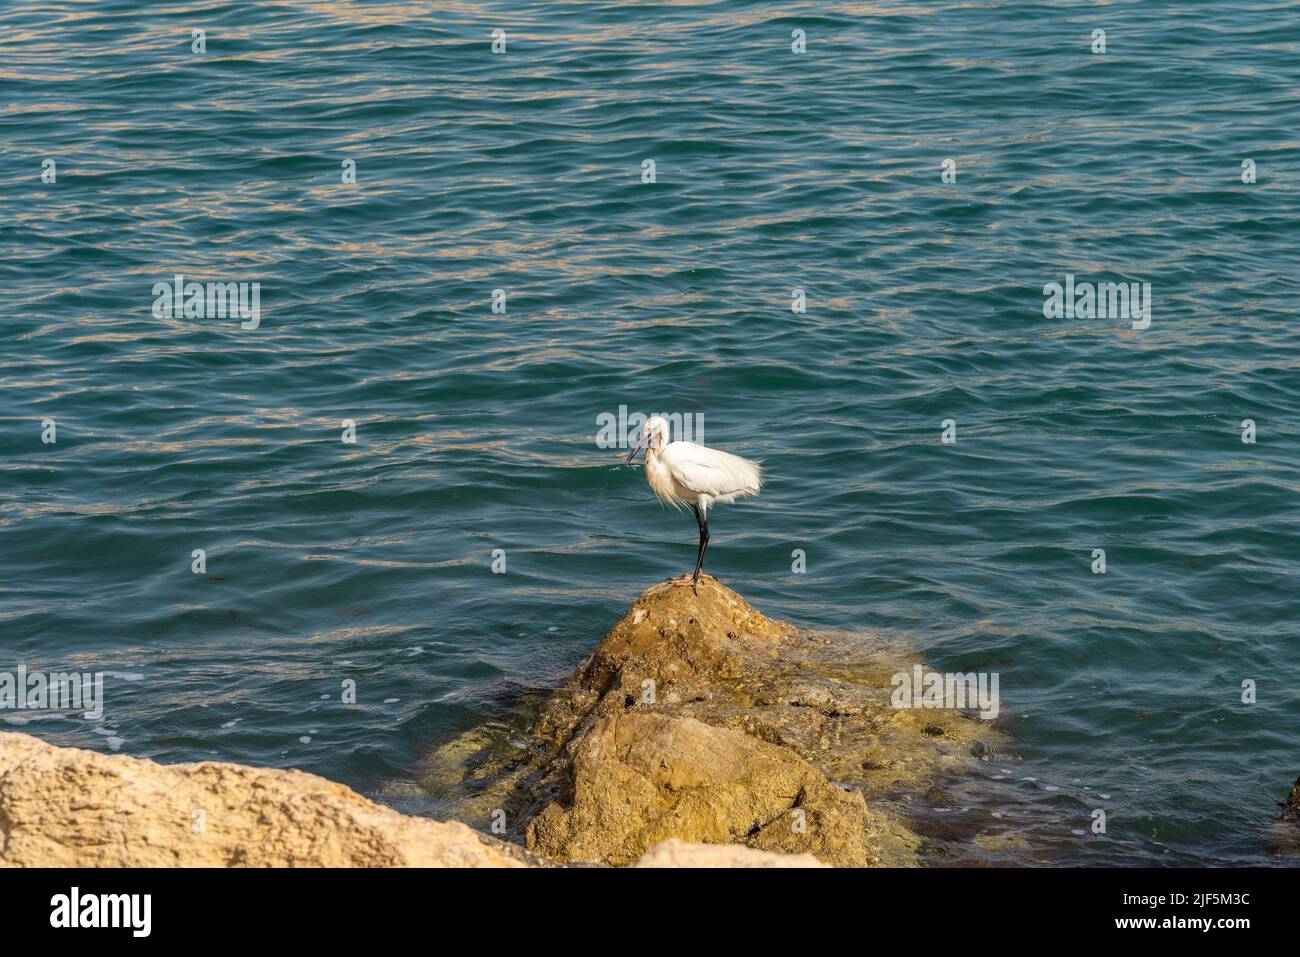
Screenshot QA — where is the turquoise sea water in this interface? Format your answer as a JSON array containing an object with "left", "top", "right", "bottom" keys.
[{"left": 2, "top": 1, "right": 1297, "bottom": 866}]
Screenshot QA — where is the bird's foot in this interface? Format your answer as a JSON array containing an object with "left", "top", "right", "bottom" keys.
[
  {"left": 667, "top": 572, "right": 709, "bottom": 595},
  {"left": 666, "top": 572, "right": 701, "bottom": 593}
]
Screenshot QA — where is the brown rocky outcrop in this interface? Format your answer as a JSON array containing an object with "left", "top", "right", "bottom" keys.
[{"left": 421, "top": 575, "right": 1006, "bottom": 866}]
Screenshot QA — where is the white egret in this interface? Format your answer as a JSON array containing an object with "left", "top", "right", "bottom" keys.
[{"left": 626, "top": 416, "right": 763, "bottom": 592}]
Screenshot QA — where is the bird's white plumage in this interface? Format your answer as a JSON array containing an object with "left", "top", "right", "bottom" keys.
[
  {"left": 647, "top": 441, "right": 762, "bottom": 512},
  {"left": 627, "top": 416, "right": 762, "bottom": 588},
  {"left": 639, "top": 418, "right": 762, "bottom": 514}
]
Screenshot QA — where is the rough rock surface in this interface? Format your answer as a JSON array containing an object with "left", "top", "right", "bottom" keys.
[
  {"left": 0, "top": 731, "right": 531, "bottom": 867},
  {"left": 527, "top": 710, "right": 876, "bottom": 866},
  {"left": 420, "top": 575, "right": 1009, "bottom": 866}
]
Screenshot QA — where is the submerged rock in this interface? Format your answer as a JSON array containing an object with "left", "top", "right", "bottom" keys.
[
  {"left": 421, "top": 576, "right": 1010, "bottom": 866},
  {"left": 1265, "top": 776, "right": 1300, "bottom": 857},
  {"left": 1279, "top": 777, "right": 1300, "bottom": 824}
]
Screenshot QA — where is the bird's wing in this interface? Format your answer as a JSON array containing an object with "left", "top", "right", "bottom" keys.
[{"left": 662, "top": 442, "right": 763, "bottom": 498}]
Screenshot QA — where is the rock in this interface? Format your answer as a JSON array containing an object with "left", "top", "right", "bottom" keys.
[
  {"left": 423, "top": 576, "right": 1009, "bottom": 866},
  {"left": 0, "top": 731, "right": 531, "bottom": 867},
  {"left": 634, "top": 839, "right": 825, "bottom": 868},
  {"left": 527, "top": 710, "right": 876, "bottom": 866}
]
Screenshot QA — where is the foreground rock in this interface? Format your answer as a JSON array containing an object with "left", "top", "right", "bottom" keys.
[
  {"left": 0, "top": 731, "right": 533, "bottom": 867},
  {"left": 421, "top": 576, "right": 1009, "bottom": 866},
  {"left": 0, "top": 731, "right": 820, "bottom": 867}
]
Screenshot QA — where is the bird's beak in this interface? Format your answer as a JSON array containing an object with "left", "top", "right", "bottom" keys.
[{"left": 626, "top": 441, "right": 644, "bottom": 465}]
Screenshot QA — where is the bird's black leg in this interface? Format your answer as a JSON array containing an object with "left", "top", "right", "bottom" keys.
[{"left": 690, "top": 505, "right": 710, "bottom": 593}]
